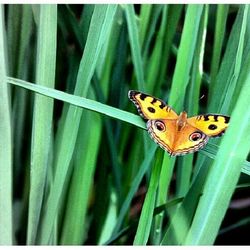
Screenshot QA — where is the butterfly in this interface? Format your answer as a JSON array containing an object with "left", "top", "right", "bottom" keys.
[{"left": 128, "top": 90, "right": 230, "bottom": 156}]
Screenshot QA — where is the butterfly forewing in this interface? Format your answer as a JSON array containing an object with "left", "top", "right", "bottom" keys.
[
  {"left": 187, "top": 114, "right": 230, "bottom": 137},
  {"left": 128, "top": 90, "right": 178, "bottom": 120}
]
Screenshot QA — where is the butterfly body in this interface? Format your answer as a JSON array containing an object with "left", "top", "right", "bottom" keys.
[{"left": 128, "top": 90, "right": 230, "bottom": 156}]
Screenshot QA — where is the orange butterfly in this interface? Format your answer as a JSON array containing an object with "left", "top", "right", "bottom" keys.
[{"left": 128, "top": 90, "right": 230, "bottom": 156}]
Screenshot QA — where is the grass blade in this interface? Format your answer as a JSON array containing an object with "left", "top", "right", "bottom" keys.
[
  {"left": 219, "top": 216, "right": 250, "bottom": 235},
  {"left": 60, "top": 99, "right": 102, "bottom": 244},
  {"left": 110, "top": 144, "right": 157, "bottom": 236},
  {"left": 184, "top": 65, "right": 250, "bottom": 245},
  {"left": 27, "top": 5, "right": 57, "bottom": 244},
  {"left": 208, "top": 5, "right": 244, "bottom": 112},
  {"left": 11, "top": 5, "right": 33, "bottom": 190},
  {"left": 146, "top": 5, "right": 168, "bottom": 93},
  {"left": 161, "top": 158, "right": 210, "bottom": 245},
  {"left": 124, "top": 4, "right": 145, "bottom": 90},
  {"left": 168, "top": 4, "right": 203, "bottom": 111},
  {"left": 7, "top": 77, "right": 145, "bottom": 129},
  {"left": 37, "top": 5, "right": 118, "bottom": 244},
  {"left": 210, "top": 5, "right": 229, "bottom": 88},
  {"left": 0, "top": 5, "right": 13, "bottom": 245},
  {"left": 152, "top": 155, "right": 175, "bottom": 244},
  {"left": 133, "top": 149, "right": 163, "bottom": 245},
  {"left": 220, "top": 5, "right": 248, "bottom": 113}
]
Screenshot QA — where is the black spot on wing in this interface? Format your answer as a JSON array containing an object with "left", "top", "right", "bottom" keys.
[
  {"left": 224, "top": 116, "right": 230, "bottom": 124},
  {"left": 139, "top": 93, "right": 146, "bottom": 100},
  {"left": 203, "top": 115, "right": 210, "bottom": 121},
  {"left": 151, "top": 98, "right": 157, "bottom": 104},
  {"left": 213, "top": 115, "right": 219, "bottom": 121},
  {"left": 159, "top": 102, "right": 166, "bottom": 109},
  {"left": 208, "top": 124, "right": 217, "bottom": 130},
  {"left": 148, "top": 107, "right": 155, "bottom": 113}
]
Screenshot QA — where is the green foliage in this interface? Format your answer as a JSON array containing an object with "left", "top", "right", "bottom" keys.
[{"left": 1, "top": 4, "right": 250, "bottom": 246}]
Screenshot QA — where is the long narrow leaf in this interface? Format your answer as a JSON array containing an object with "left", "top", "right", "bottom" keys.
[
  {"left": 38, "top": 5, "right": 117, "bottom": 244},
  {"left": 7, "top": 77, "right": 145, "bottom": 129},
  {"left": 124, "top": 4, "right": 145, "bottom": 90},
  {"left": 0, "top": 5, "right": 13, "bottom": 245},
  {"left": 27, "top": 5, "right": 57, "bottom": 244},
  {"left": 168, "top": 5, "right": 203, "bottom": 110},
  {"left": 133, "top": 149, "right": 163, "bottom": 245},
  {"left": 184, "top": 64, "right": 250, "bottom": 245}
]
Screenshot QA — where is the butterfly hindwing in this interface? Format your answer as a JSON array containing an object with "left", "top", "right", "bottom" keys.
[
  {"left": 128, "top": 90, "right": 178, "bottom": 120},
  {"left": 187, "top": 114, "right": 230, "bottom": 137},
  {"left": 147, "top": 119, "right": 208, "bottom": 156}
]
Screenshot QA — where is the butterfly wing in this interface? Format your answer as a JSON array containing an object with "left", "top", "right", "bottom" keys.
[
  {"left": 147, "top": 119, "right": 209, "bottom": 156},
  {"left": 187, "top": 114, "right": 230, "bottom": 137},
  {"left": 128, "top": 90, "right": 178, "bottom": 120},
  {"left": 146, "top": 119, "right": 176, "bottom": 154}
]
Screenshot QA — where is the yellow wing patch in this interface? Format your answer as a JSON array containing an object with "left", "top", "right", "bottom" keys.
[
  {"left": 187, "top": 114, "right": 230, "bottom": 137},
  {"left": 128, "top": 90, "right": 178, "bottom": 120}
]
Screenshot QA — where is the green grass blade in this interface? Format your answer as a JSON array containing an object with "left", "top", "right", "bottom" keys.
[
  {"left": 0, "top": 5, "right": 13, "bottom": 245},
  {"left": 58, "top": 5, "right": 84, "bottom": 50},
  {"left": 220, "top": 5, "right": 248, "bottom": 113},
  {"left": 60, "top": 104, "right": 102, "bottom": 244},
  {"left": 152, "top": 155, "right": 175, "bottom": 244},
  {"left": 133, "top": 149, "right": 163, "bottom": 245},
  {"left": 242, "top": 161, "right": 250, "bottom": 176},
  {"left": 184, "top": 68, "right": 250, "bottom": 245},
  {"left": 161, "top": 159, "right": 210, "bottom": 245},
  {"left": 168, "top": 4, "right": 203, "bottom": 111},
  {"left": 27, "top": 5, "right": 57, "bottom": 244},
  {"left": 146, "top": 5, "right": 168, "bottom": 93},
  {"left": 110, "top": 144, "right": 157, "bottom": 236},
  {"left": 219, "top": 216, "right": 250, "bottom": 235},
  {"left": 210, "top": 5, "right": 229, "bottom": 89},
  {"left": 93, "top": 79, "right": 123, "bottom": 200},
  {"left": 176, "top": 155, "right": 193, "bottom": 197},
  {"left": 140, "top": 5, "right": 163, "bottom": 61},
  {"left": 138, "top": 4, "right": 152, "bottom": 47},
  {"left": 124, "top": 4, "right": 145, "bottom": 90},
  {"left": 11, "top": 5, "right": 33, "bottom": 193},
  {"left": 7, "top": 77, "right": 145, "bottom": 129},
  {"left": 186, "top": 5, "right": 208, "bottom": 116},
  {"left": 158, "top": 5, "right": 183, "bottom": 90},
  {"left": 6, "top": 4, "right": 22, "bottom": 76},
  {"left": 37, "top": 5, "right": 118, "bottom": 244},
  {"left": 106, "top": 197, "right": 183, "bottom": 245},
  {"left": 208, "top": 5, "right": 244, "bottom": 112},
  {"left": 229, "top": 40, "right": 250, "bottom": 113}
]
